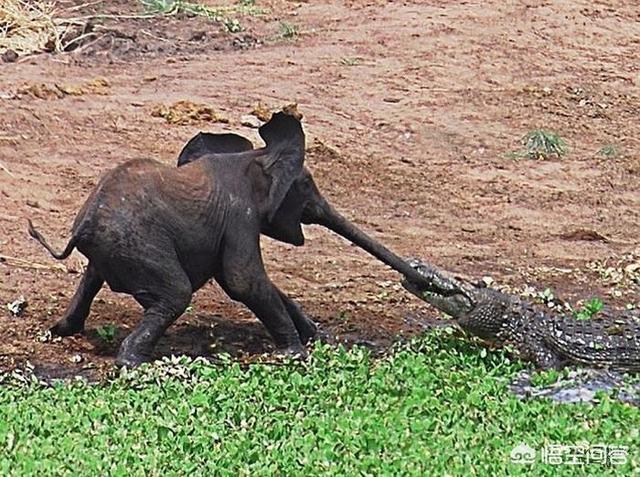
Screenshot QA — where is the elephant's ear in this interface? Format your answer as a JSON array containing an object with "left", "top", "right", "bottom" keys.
[
  {"left": 177, "top": 132, "right": 254, "bottom": 166},
  {"left": 257, "top": 112, "right": 305, "bottom": 222},
  {"left": 262, "top": 185, "right": 306, "bottom": 246}
]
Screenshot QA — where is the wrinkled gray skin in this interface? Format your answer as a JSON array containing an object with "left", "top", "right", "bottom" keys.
[
  {"left": 28, "top": 113, "right": 451, "bottom": 367},
  {"left": 175, "top": 128, "right": 457, "bottom": 296}
]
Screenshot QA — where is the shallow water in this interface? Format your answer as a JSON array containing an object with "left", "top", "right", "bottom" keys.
[{"left": 510, "top": 368, "right": 640, "bottom": 406}]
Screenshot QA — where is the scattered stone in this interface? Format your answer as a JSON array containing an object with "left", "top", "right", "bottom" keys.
[
  {"left": 2, "top": 49, "right": 18, "bottom": 63},
  {"left": 480, "top": 276, "right": 494, "bottom": 287},
  {"left": 36, "top": 330, "right": 57, "bottom": 343},
  {"left": 6, "top": 296, "right": 27, "bottom": 316},
  {"left": 189, "top": 31, "right": 206, "bottom": 42},
  {"left": 232, "top": 34, "right": 259, "bottom": 50}
]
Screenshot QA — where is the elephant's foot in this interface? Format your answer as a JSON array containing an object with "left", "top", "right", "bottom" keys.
[
  {"left": 297, "top": 318, "right": 318, "bottom": 345},
  {"left": 50, "top": 318, "right": 84, "bottom": 336},
  {"left": 115, "top": 351, "right": 150, "bottom": 368},
  {"left": 115, "top": 347, "right": 153, "bottom": 368},
  {"left": 314, "top": 327, "right": 332, "bottom": 342},
  {"left": 116, "top": 334, "right": 154, "bottom": 368},
  {"left": 275, "top": 344, "right": 309, "bottom": 360}
]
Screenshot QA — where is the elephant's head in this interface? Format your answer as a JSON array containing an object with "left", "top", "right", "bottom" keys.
[{"left": 177, "top": 113, "right": 459, "bottom": 295}]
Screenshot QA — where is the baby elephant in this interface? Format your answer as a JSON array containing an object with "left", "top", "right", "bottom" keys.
[
  {"left": 29, "top": 112, "right": 451, "bottom": 367},
  {"left": 29, "top": 113, "right": 317, "bottom": 367}
]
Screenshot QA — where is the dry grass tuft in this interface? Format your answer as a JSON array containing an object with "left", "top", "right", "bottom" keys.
[{"left": 0, "top": 0, "right": 73, "bottom": 55}]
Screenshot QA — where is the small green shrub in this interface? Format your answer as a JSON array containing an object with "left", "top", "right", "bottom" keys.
[
  {"left": 509, "top": 129, "right": 567, "bottom": 160},
  {"left": 596, "top": 144, "right": 618, "bottom": 158},
  {"left": 573, "top": 297, "right": 604, "bottom": 320},
  {"left": 140, "top": 0, "right": 247, "bottom": 32},
  {"left": 530, "top": 368, "right": 563, "bottom": 387},
  {"left": 278, "top": 21, "right": 298, "bottom": 39},
  {"left": 95, "top": 324, "right": 117, "bottom": 343}
]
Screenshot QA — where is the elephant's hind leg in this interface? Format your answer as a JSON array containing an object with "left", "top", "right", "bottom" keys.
[
  {"left": 50, "top": 262, "right": 104, "bottom": 336},
  {"left": 116, "top": 270, "right": 192, "bottom": 368}
]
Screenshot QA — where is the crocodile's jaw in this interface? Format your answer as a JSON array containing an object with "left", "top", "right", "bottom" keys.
[{"left": 402, "top": 279, "right": 473, "bottom": 319}]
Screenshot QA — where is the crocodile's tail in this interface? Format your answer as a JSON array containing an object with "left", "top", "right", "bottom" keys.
[{"left": 27, "top": 219, "right": 77, "bottom": 260}]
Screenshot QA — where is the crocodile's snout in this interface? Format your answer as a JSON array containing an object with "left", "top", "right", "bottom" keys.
[
  {"left": 402, "top": 257, "right": 477, "bottom": 311},
  {"left": 401, "top": 276, "right": 474, "bottom": 319}
]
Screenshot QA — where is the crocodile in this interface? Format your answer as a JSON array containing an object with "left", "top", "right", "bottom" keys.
[{"left": 401, "top": 258, "right": 640, "bottom": 372}]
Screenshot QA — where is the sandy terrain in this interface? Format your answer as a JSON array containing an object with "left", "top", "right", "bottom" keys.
[{"left": 1, "top": 0, "right": 639, "bottom": 378}]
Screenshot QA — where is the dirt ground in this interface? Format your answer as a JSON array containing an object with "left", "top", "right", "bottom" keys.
[{"left": 1, "top": 0, "right": 639, "bottom": 379}]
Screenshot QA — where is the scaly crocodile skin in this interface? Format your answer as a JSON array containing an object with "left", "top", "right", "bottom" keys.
[{"left": 403, "top": 259, "right": 640, "bottom": 372}]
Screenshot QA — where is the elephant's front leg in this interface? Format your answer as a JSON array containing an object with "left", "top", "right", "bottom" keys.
[
  {"left": 243, "top": 281, "right": 307, "bottom": 357},
  {"left": 218, "top": 237, "right": 306, "bottom": 356},
  {"left": 277, "top": 290, "right": 317, "bottom": 345}
]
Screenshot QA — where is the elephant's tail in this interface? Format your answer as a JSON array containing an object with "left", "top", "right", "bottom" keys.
[{"left": 27, "top": 219, "right": 77, "bottom": 260}]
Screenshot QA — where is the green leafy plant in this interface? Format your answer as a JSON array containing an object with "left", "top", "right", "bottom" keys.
[
  {"left": 95, "top": 324, "right": 117, "bottom": 343},
  {"left": 141, "top": 0, "right": 175, "bottom": 13},
  {"left": 531, "top": 287, "right": 564, "bottom": 310},
  {"left": 596, "top": 144, "right": 618, "bottom": 159},
  {"left": 574, "top": 297, "right": 604, "bottom": 320},
  {"left": 336, "top": 310, "right": 350, "bottom": 321},
  {"left": 508, "top": 129, "right": 567, "bottom": 160},
  {"left": 139, "top": 0, "right": 255, "bottom": 32},
  {"left": 530, "top": 368, "right": 563, "bottom": 387},
  {"left": 538, "top": 287, "right": 555, "bottom": 304},
  {"left": 1, "top": 334, "right": 638, "bottom": 475}
]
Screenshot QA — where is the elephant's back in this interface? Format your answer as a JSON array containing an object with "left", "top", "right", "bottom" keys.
[{"left": 71, "top": 159, "right": 176, "bottom": 251}]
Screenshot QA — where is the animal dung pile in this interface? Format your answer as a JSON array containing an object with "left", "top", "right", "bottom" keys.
[
  {"left": 57, "top": 78, "right": 111, "bottom": 96},
  {"left": 16, "top": 78, "right": 111, "bottom": 99},
  {"left": 250, "top": 101, "right": 272, "bottom": 121},
  {"left": 151, "top": 100, "right": 230, "bottom": 125}
]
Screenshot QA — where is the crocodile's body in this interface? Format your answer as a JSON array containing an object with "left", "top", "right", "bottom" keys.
[{"left": 402, "top": 259, "right": 640, "bottom": 372}]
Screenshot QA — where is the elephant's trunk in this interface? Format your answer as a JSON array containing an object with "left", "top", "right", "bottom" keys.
[{"left": 310, "top": 199, "right": 458, "bottom": 296}]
